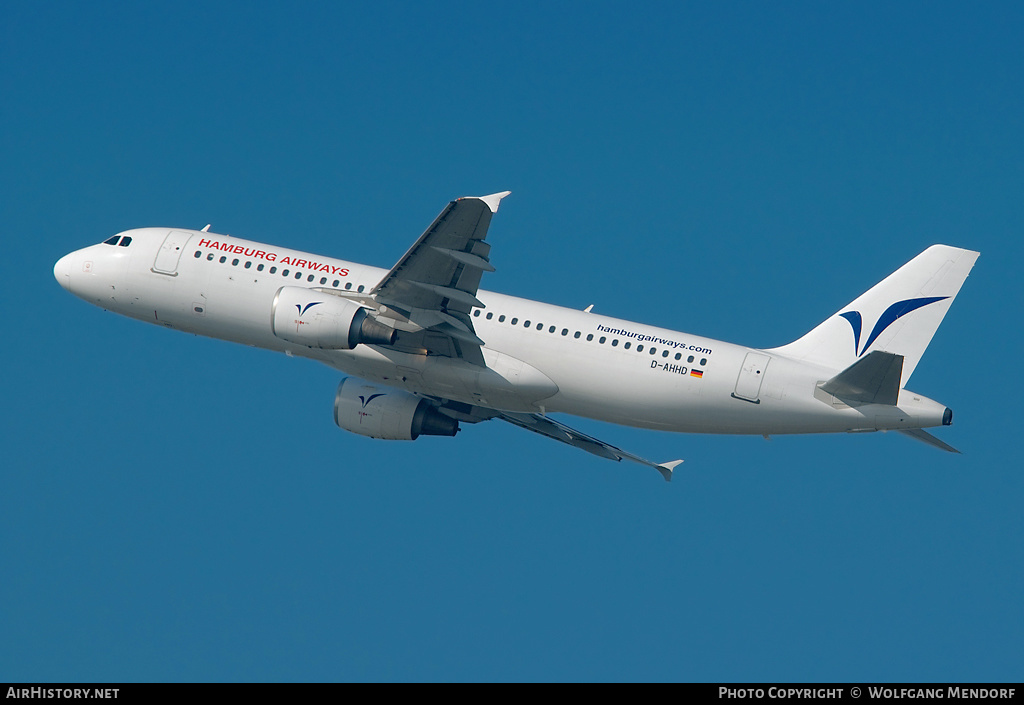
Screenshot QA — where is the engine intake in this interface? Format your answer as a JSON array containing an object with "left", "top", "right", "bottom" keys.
[
  {"left": 334, "top": 379, "right": 459, "bottom": 440},
  {"left": 271, "top": 286, "right": 395, "bottom": 349}
]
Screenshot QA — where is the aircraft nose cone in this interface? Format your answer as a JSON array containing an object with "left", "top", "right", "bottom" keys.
[{"left": 54, "top": 253, "right": 73, "bottom": 290}]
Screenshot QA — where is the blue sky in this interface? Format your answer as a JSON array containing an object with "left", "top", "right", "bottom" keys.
[{"left": 3, "top": 1, "right": 1021, "bottom": 682}]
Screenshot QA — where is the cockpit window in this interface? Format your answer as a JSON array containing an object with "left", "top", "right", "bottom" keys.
[
  {"left": 118, "top": 236, "right": 132, "bottom": 247},
  {"left": 103, "top": 236, "right": 120, "bottom": 245}
]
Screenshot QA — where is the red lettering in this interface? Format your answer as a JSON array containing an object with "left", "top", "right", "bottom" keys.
[
  {"left": 294, "top": 259, "right": 307, "bottom": 269},
  {"left": 198, "top": 238, "right": 213, "bottom": 248},
  {"left": 339, "top": 268, "right": 349, "bottom": 277},
  {"left": 280, "top": 256, "right": 292, "bottom": 265}
]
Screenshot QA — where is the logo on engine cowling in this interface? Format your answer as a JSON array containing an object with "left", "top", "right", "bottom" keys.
[
  {"left": 357, "top": 393, "right": 385, "bottom": 424},
  {"left": 296, "top": 302, "right": 322, "bottom": 316},
  {"left": 292, "top": 301, "right": 322, "bottom": 332}
]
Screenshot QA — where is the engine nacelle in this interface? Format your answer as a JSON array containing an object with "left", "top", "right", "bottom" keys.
[
  {"left": 334, "top": 379, "right": 460, "bottom": 440},
  {"left": 271, "top": 286, "right": 396, "bottom": 349}
]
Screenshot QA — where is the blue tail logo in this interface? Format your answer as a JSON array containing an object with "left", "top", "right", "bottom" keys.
[{"left": 840, "top": 296, "right": 948, "bottom": 356}]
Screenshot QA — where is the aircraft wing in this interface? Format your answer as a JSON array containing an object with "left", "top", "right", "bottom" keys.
[
  {"left": 370, "top": 192, "right": 510, "bottom": 365},
  {"left": 499, "top": 412, "right": 683, "bottom": 482}
]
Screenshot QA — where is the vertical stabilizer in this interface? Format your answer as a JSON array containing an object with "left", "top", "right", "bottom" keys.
[{"left": 770, "top": 245, "right": 979, "bottom": 387}]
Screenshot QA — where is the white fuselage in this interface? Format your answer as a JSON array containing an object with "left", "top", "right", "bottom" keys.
[{"left": 54, "top": 228, "right": 950, "bottom": 436}]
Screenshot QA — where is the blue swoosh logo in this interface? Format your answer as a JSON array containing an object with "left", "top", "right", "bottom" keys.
[
  {"left": 839, "top": 311, "right": 863, "bottom": 356},
  {"left": 359, "top": 393, "right": 386, "bottom": 408},
  {"left": 295, "top": 302, "right": 322, "bottom": 316},
  {"left": 841, "top": 296, "right": 948, "bottom": 357}
]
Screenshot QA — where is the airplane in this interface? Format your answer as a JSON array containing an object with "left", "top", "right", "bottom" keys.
[{"left": 53, "top": 192, "right": 979, "bottom": 481}]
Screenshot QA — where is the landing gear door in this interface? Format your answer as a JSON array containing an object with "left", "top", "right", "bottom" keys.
[
  {"left": 733, "top": 352, "right": 770, "bottom": 403},
  {"left": 152, "top": 230, "right": 193, "bottom": 275}
]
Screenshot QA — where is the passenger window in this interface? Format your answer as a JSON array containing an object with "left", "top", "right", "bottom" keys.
[
  {"left": 674, "top": 353, "right": 681, "bottom": 360},
  {"left": 332, "top": 280, "right": 339, "bottom": 287},
  {"left": 561, "top": 329, "right": 568, "bottom": 336},
  {"left": 511, "top": 318, "right": 518, "bottom": 325},
  {"left": 599, "top": 336, "right": 606, "bottom": 344},
  {"left": 194, "top": 251, "right": 201, "bottom": 258},
  {"left": 270, "top": 266, "right": 277, "bottom": 274},
  {"left": 258, "top": 264, "right": 265, "bottom": 271},
  {"left": 499, "top": 315, "right": 506, "bottom": 323},
  {"left": 345, "top": 283, "right": 352, "bottom": 290},
  {"left": 207, "top": 253, "right": 214, "bottom": 261},
  {"left": 245, "top": 261, "right": 252, "bottom": 269},
  {"left": 612, "top": 339, "right": 618, "bottom": 347},
  {"left": 295, "top": 272, "right": 302, "bottom": 279},
  {"left": 487, "top": 312, "right": 494, "bottom": 320},
  {"left": 524, "top": 320, "right": 531, "bottom": 327},
  {"left": 624, "top": 342, "right": 631, "bottom": 349},
  {"left": 637, "top": 345, "right": 644, "bottom": 352},
  {"left": 282, "top": 269, "right": 290, "bottom": 276},
  {"left": 320, "top": 277, "right": 327, "bottom": 284},
  {"left": 219, "top": 256, "right": 227, "bottom": 263},
  {"left": 536, "top": 323, "right": 543, "bottom": 331},
  {"left": 650, "top": 348, "right": 656, "bottom": 355},
  {"left": 586, "top": 334, "right": 593, "bottom": 341},
  {"left": 357, "top": 285, "right": 364, "bottom": 293},
  {"left": 662, "top": 350, "right": 669, "bottom": 357},
  {"left": 574, "top": 331, "right": 581, "bottom": 339},
  {"left": 687, "top": 355, "right": 694, "bottom": 363},
  {"left": 700, "top": 358, "right": 707, "bottom": 366},
  {"left": 232, "top": 259, "right": 239, "bottom": 266},
  {"left": 548, "top": 325, "right": 555, "bottom": 333},
  {"left": 473, "top": 310, "right": 481, "bottom": 317}
]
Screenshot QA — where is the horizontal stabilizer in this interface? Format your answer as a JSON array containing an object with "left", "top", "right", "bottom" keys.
[
  {"left": 820, "top": 351, "right": 904, "bottom": 405},
  {"left": 898, "top": 428, "right": 961, "bottom": 453}
]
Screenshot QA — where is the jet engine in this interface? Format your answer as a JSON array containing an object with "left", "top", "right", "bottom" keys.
[
  {"left": 333, "top": 379, "right": 460, "bottom": 440},
  {"left": 271, "top": 286, "right": 395, "bottom": 349}
]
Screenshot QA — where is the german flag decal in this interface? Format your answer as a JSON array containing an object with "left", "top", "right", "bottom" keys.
[{"left": 690, "top": 369, "right": 704, "bottom": 379}]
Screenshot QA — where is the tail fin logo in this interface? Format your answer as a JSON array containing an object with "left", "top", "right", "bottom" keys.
[{"left": 840, "top": 296, "right": 948, "bottom": 357}]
